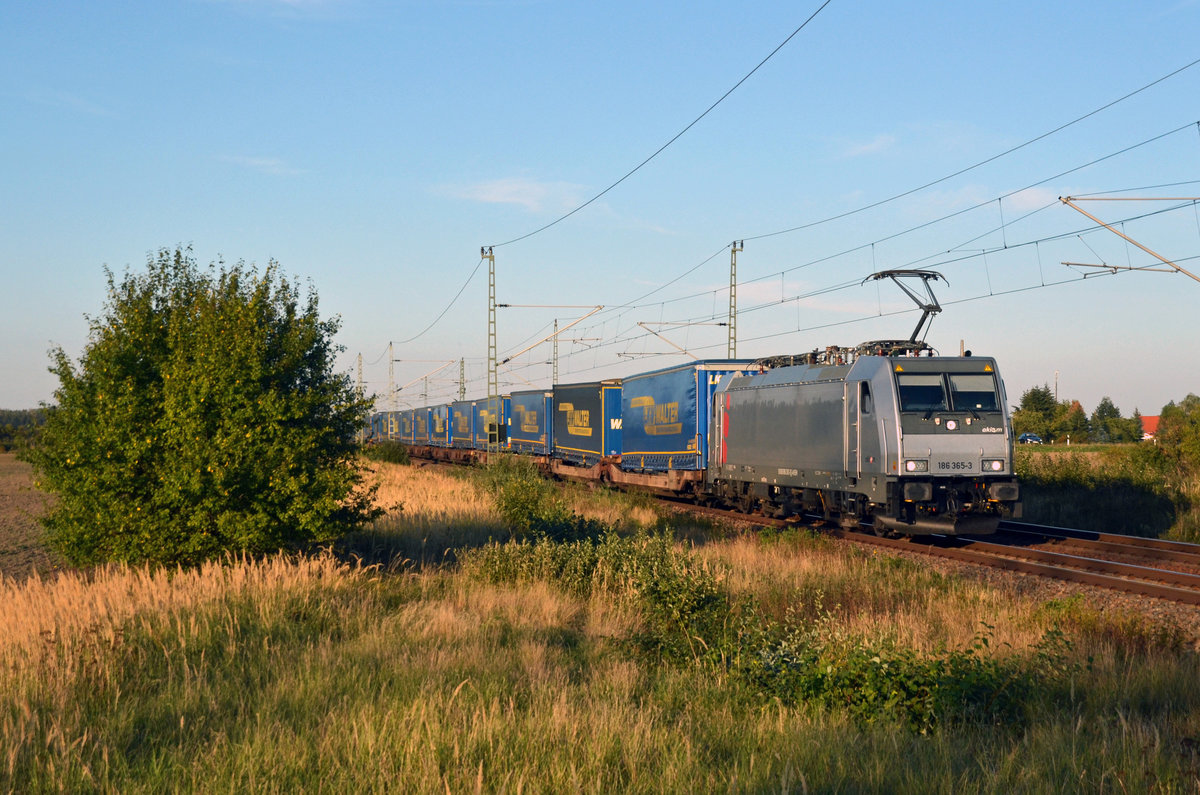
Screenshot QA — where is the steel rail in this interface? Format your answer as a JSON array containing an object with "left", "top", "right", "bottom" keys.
[
  {"left": 1000, "top": 521, "right": 1200, "bottom": 555},
  {"left": 845, "top": 531, "right": 1200, "bottom": 606},
  {"left": 994, "top": 525, "right": 1200, "bottom": 568},
  {"left": 958, "top": 539, "right": 1200, "bottom": 590}
]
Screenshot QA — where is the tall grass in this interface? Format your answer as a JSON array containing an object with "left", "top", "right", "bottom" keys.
[
  {"left": 1015, "top": 444, "right": 1196, "bottom": 538},
  {"left": 5, "top": 459, "right": 1200, "bottom": 792}
]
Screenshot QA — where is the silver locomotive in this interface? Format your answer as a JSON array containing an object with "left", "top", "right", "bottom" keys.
[{"left": 708, "top": 340, "right": 1020, "bottom": 535}]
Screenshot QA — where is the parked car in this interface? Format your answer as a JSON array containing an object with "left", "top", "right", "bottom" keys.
[{"left": 1017, "top": 433, "right": 1043, "bottom": 444}]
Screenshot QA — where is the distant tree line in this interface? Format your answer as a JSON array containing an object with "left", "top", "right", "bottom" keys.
[
  {"left": 1011, "top": 386, "right": 1143, "bottom": 444},
  {"left": 0, "top": 408, "right": 45, "bottom": 452}
]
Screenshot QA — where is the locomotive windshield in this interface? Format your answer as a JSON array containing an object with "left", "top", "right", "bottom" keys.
[
  {"left": 897, "top": 372, "right": 1000, "bottom": 413},
  {"left": 896, "top": 374, "right": 947, "bottom": 412},
  {"left": 948, "top": 373, "right": 999, "bottom": 411}
]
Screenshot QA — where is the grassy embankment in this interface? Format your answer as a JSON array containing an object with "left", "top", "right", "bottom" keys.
[{"left": 4, "top": 456, "right": 1200, "bottom": 792}]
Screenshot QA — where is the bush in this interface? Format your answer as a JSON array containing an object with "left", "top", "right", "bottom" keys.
[
  {"left": 460, "top": 531, "right": 1073, "bottom": 732},
  {"left": 752, "top": 618, "right": 1072, "bottom": 732},
  {"left": 23, "top": 246, "right": 380, "bottom": 566},
  {"left": 480, "top": 455, "right": 606, "bottom": 541}
]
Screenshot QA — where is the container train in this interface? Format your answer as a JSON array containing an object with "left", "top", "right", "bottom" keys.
[{"left": 367, "top": 339, "right": 1021, "bottom": 535}]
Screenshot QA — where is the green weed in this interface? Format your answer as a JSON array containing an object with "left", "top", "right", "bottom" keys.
[
  {"left": 360, "top": 440, "right": 410, "bottom": 465},
  {"left": 460, "top": 530, "right": 1074, "bottom": 734}
]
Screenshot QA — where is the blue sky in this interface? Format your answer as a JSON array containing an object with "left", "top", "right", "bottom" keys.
[{"left": 3, "top": 0, "right": 1199, "bottom": 420}]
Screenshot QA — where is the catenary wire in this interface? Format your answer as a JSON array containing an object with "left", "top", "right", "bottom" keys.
[
  {"left": 384, "top": 68, "right": 1200, "bottom": 388},
  {"left": 486, "top": 0, "right": 835, "bottom": 249},
  {"left": 589, "top": 64, "right": 1200, "bottom": 322},
  {"left": 589, "top": 122, "right": 1200, "bottom": 326}
]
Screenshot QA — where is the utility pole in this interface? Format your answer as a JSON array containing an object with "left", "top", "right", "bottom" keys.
[
  {"left": 458, "top": 358, "right": 465, "bottom": 401},
  {"left": 552, "top": 319, "right": 559, "bottom": 385},
  {"left": 387, "top": 342, "right": 395, "bottom": 411},
  {"left": 482, "top": 246, "right": 499, "bottom": 455},
  {"left": 356, "top": 353, "right": 364, "bottom": 444},
  {"left": 728, "top": 241, "right": 742, "bottom": 359}
]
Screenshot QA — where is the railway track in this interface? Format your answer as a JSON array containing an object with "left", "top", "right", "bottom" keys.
[
  {"left": 412, "top": 453, "right": 1200, "bottom": 606},
  {"left": 846, "top": 526, "right": 1200, "bottom": 606},
  {"left": 664, "top": 500, "right": 1200, "bottom": 606}
]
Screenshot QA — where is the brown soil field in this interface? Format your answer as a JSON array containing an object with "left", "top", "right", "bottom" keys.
[{"left": 0, "top": 453, "right": 61, "bottom": 581}]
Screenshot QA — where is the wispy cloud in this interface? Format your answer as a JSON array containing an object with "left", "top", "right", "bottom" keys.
[
  {"left": 1004, "top": 187, "right": 1061, "bottom": 212},
  {"left": 442, "top": 177, "right": 585, "bottom": 213},
  {"left": 218, "top": 155, "right": 304, "bottom": 176},
  {"left": 212, "top": 0, "right": 344, "bottom": 7},
  {"left": 205, "top": 0, "right": 356, "bottom": 21},
  {"left": 839, "top": 133, "right": 896, "bottom": 158},
  {"left": 1159, "top": 0, "right": 1200, "bottom": 18},
  {"left": 902, "top": 184, "right": 993, "bottom": 217},
  {"left": 24, "top": 88, "right": 116, "bottom": 118}
]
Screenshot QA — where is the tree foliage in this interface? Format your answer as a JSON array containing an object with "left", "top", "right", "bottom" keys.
[
  {"left": 1053, "top": 400, "right": 1090, "bottom": 443},
  {"left": 1012, "top": 387, "right": 1144, "bottom": 445},
  {"left": 1011, "top": 385, "right": 1056, "bottom": 440},
  {"left": 24, "top": 247, "right": 379, "bottom": 565},
  {"left": 1090, "top": 397, "right": 1141, "bottom": 443},
  {"left": 1157, "top": 394, "right": 1200, "bottom": 475}
]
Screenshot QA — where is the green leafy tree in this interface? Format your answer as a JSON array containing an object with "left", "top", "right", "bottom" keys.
[
  {"left": 1088, "top": 397, "right": 1141, "bottom": 443},
  {"left": 0, "top": 409, "right": 45, "bottom": 451},
  {"left": 1157, "top": 394, "right": 1200, "bottom": 475},
  {"left": 1128, "top": 409, "right": 1144, "bottom": 443},
  {"left": 1052, "top": 400, "right": 1090, "bottom": 444},
  {"left": 1090, "top": 397, "right": 1121, "bottom": 443},
  {"left": 24, "top": 247, "right": 379, "bottom": 565},
  {"left": 1012, "top": 384, "right": 1056, "bottom": 440}
]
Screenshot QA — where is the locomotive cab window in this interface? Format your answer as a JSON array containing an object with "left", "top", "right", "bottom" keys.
[
  {"left": 896, "top": 374, "right": 947, "bottom": 412},
  {"left": 949, "top": 374, "right": 999, "bottom": 412},
  {"left": 860, "top": 382, "right": 873, "bottom": 414}
]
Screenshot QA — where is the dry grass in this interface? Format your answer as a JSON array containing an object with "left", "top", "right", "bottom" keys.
[
  {"left": 700, "top": 535, "right": 1045, "bottom": 654},
  {"left": 5, "top": 459, "right": 1200, "bottom": 791},
  {"left": 370, "top": 462, "right": 494, "bottom": 525},
  {"left": 561, "top": 485, "right": 659, "bottom": 528},
  {"left": 0, "top": 551, "right": 361, "bottom": 673},
  {"left": 342, "top": 462, "right": 502, "bottom": 566}
]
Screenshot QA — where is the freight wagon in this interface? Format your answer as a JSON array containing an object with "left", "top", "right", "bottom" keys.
[
  {"left": 367, "top": 342, "right": 1020, "bottom": 536},
  {"left": 550, "top": 379, "right": 622, "bottom": 473},
  {"left": 508, "top": 390, "right": 553, "bottom": 456}
]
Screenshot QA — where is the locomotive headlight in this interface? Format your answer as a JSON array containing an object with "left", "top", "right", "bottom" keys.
[
  {"left": 945, "top": 420, "right": 958, "bottom": 430},
  {"left": 904, "top": 459, "right": 929, "bottom": 473},
  {"left": 982, "top": 459, "right": 1005, "bottom": 472}
]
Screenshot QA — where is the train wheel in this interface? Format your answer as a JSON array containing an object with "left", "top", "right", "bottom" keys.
[{"left": 737, "top": 495, "right": 755, "bottom": 514}]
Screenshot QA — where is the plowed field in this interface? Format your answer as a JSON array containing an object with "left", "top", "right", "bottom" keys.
[{"left": 0, "top": 453, "right": 59, "bottom": 580}]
